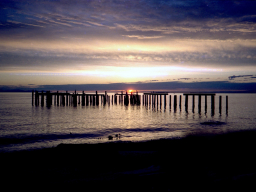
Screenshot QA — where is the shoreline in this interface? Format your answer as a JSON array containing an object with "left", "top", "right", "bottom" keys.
[{"left": 2, "top": 129, "right": 256, "bottom": 191}]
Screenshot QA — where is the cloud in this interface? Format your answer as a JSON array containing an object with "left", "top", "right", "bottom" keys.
[
  {"left": 228, "top": 75, "right": 253, "bottom": 80},
  {"left": 1, "top": 0, "right": 256, "bottom": 85},
  {"left": 122, "top": 35, "right": 164, "bottom": 39}
]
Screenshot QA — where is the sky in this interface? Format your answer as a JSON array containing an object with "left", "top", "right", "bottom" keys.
[{"left": 1, "top": 0, "right": 256, "bottom": 92}]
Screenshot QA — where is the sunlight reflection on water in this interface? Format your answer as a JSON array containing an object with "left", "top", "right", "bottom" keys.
[{"left": 0, "top": 92, "right": 256, "bottom": 152}]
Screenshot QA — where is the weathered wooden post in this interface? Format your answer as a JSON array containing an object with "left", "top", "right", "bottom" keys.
[
  {"left": 92, "top": 94, "right": 95, "bottom": 106},
  {"left": 66, "top": 91, "right": 68, "bottom": 106},
  {"left": 124, "top": 91, "right": 128, "bottom": 105},
  {"left": 53, "top": 94, "right": 56, "bottom": 105},
  {"left": 192, "top": 95, "right": 195, "bottom": 112},
  {"left": 35, "top": 91, "right": 39, "bottom": 106},
  {"left": 56, "top": 91, "right": 59, "bottom": 106},
  {"left": 185, "top": 94, "right": 188, "bottom": 112},
  {"left": 164, "top": 95, "right": 166, "bottom": 107},
  {"left": 105, "top": 91, "right": 107, "bottom": 102},
  {"left": 86, "top": 94, "right": 89, "bottom": 106},
  {"left": 226, "top": 95, "right": 228, "bottom": 114},
  {"left": 219, "top": 95, "right": 222, "bottom": 114},
  {"left": 211, "top": 95, "right": 215, "bottom": 115},
  {"left": 169, "top": 95, "right": 171, "bottom": 109},
  {"left": 198, "top": 95, "right": 201, "bottom": 113},
  {"left": 37, "top": 92, "right": 40, "bottom": 106},
  {"left": 130, "top": 92, "right": 132, "bottom": 104},
  {"left": 96, "top": 91, "right": 99, "bottom": 105},
  {"left": 205, "top": 95, "right": 207, "bottom": 113},
  {"left": 46, "top": 91, "right": 51, "bottom": 107},
  {"left": 41, "top": 91, "right": 44, "bottom": 106},
  {"left": 73, "top": 92, "right": 77, "bottom": 107},
  {"left": 160, "top": 95, "right": 162, "bottom": 107},
  {"left": 82, "top": 91, "right": 85, "bottom": 106},
  {"left": 174, "top": 95, "right": 177, "bottom": 110},
  {"left": 179, "top": 95, "right": 182, "bottom": 110},
  {"left": 32, "top": 90, "right": 34, "bottom": 106},
  {"left": 69, "top": 93, "right": 71, "bottom": 106},
  {"left": 62, "top": 94, "right": 65, "bottom": 106}
]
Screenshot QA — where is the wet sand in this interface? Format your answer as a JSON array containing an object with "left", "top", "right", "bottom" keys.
[{"left": 2, "top": 130, "right": 256, "bottom": 191}]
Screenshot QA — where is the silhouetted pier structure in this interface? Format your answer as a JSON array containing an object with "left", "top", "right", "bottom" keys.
[
  {"left": 32, "top": 90, "right": 228, "bottom": 115},
  {"left": 32, "top": 90, "right": 109, "bottom": 107},
  {"left": 183, "top": 93, "right": 228, "bottom": 115},
  {"left": 143, "top": 92, "right": 168, "bottom": 108},
  {"left": 32, "top": 90, "right": 142, "bottom": 107},
  {"left": 114, "top": 91, "right": 141, "bottom": 105}
]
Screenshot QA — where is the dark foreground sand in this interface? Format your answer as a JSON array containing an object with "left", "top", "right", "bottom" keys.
[{"left": 2, "top": 130, "right": 256, "bottom": 191}]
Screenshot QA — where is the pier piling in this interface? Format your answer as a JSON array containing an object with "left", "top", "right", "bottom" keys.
[
  {"left": 205, "top": 95, "right": 207, "bottom": 113},
  {"left": 169, "top": 95, "right": 171, "bottom": 109},
  {"left": 57, "top": 91, "right": 59, "bottom": 106},
  {"left": 219, "top": 95, "right": 222, "bottom": 114},
  {"left": 185, "top": 95, "right": 188, "bottom": 112},
  {"left": 226, "top": 95, "right": 228, "bottom": 114},
  {"left": 32, "top": 91, "right": 227, "bottom": 117},
  {"left": 192, "top": 95, "right": 195, "bottom": 113},
  {"left": 179, "top": 95, "right": 182, "bottom": 110},
  {"left": 211, "top": 95, "right": 215, "bottom": 116},
  {"left": 41, "top": 91, "right": 44, "bottom": 106},
  {"left": 198, "top": 95, "right": 201, "bottom": 113},
  {"left": 174, "top": 95, "right": 177, "bottom": 110},
  {"left": 62, "top": 94, "right": 65, "bottom": 106},
  {"left": 32, "top": 90, "right": 34, "bottom": 106}
]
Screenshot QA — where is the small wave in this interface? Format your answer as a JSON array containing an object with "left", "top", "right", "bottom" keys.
[
  {"left": 0, "top": 133, "right": 102, "bottom": 146},
  {"left": 200, "top": 120, "right": 226, "bottom": 126}
]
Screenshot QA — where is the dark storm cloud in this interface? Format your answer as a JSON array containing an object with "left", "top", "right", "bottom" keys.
[{"left": 1, "top": 0, "right": 256, "bottom": 40}]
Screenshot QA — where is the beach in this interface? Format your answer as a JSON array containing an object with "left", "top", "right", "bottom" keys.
[{"left": 2, "top": 130, "right": 256, "bottom": 191}]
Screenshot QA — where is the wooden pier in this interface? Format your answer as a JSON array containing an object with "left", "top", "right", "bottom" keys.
[
  {"left": 32, "top": 90, "right": 109, "bottom": 107},
  {"left": 32, "top": 90, "right": 141, "bottom": 107},
  {"left": 115, "top": 91, "right": 141, "bottom": 105},
  {"left": 143, "top": 92, "right": 168, "bottom": 108},
  {"left": 32, "top": 90, "right": 228, "bottom": 115},
  {"left": 183, "top": 93, "right": 228, "bottom": 115}
]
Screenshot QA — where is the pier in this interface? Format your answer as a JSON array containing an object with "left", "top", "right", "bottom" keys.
[
  {"left": 183, "top": 93, "right": 228, "bottom": 115},
  {"left": 32, "top": 90, "right": 141, "bottom": 107},
  {"left": 143, "top": 92, "right": 168, "bottom": 108},
  {"left": 32, "top": 90, "right": 108, "bottom": 107},
  {"left": 32, "top": 90, "right": 228, "bottom": 115}
]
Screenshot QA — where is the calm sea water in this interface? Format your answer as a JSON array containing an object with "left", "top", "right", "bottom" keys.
[{"left": 0, "top": 92, "right": 256, "bottom": 152}]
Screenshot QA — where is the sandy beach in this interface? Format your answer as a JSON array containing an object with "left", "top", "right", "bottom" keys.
[{"left": 2, "top": 130, "right": 256, "bottom": 191}]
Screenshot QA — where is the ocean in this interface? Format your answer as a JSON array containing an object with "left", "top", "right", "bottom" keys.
[{"left": 0, "top": 92, "right": 256, "bottom": 152}]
